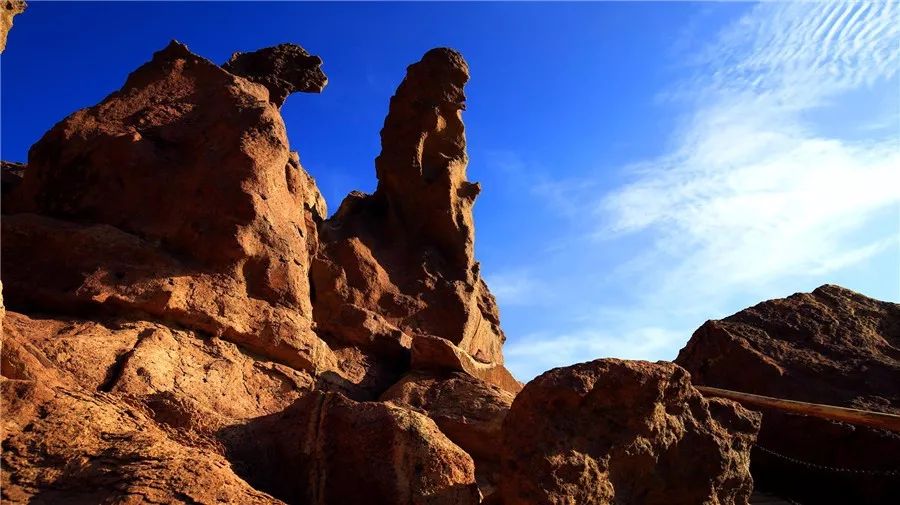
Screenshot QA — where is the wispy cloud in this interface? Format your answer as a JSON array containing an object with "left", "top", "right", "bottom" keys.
[
  {"left": 501, "top": 1, "right": 900, "bottom": 379},
  {"left": 505, "top": 326, "right": 684, "bottom": 379},
  {"left": 600, "top": 0, "right": 900, "bottom": 299},
  {"left": 485, "top": 270, "right": 548, "bottom": 307}
]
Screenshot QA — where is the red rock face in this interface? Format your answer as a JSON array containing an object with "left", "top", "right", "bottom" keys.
[
  {"left": 225, "top": 390, "right": 480, "bottom": 505},
  {"left": 3, "top": 41, "right": 333, "bottom": 374},
  {"left": 676, "top": 285, "right": 900, "bottom": 505},
  {"left": 0, "top": 40, "right": 512, "bottom": 504},
  {"left": 1, "top": 379, "right": 285, "bottom": 504},
  {"left": 2, "top": 38, "right": 778, "bottom": 505},
  {"left": 311, "top": 48, "right": 510, "bottom": 386},
  {"left": 381, "top": 371, "right": 515, "bottom": 498},
  {"left": 498, "top": 359, "right": 761, "bottom": 505}
]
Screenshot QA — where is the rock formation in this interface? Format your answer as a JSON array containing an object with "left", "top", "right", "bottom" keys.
[
  {"left": 310, "top": 48, "right": 514, "bottom": 393},
  {"left": 381, "top": 370, "right": 515, "bottom": 498},
  {"left": 3, "top": 38, "right": 768, "bottom": 504},
  {"left": 676, "top": 285, "right": 900, "bottom": 505},
  {"left": 4, "top": 40, "right": 333, "bottom": 376},
  {"left": 0, "top": 0, "right": 25, "bottom": 53},
  {"left": 223, "top": 44, "right": 328, "bottom": 107},
  {"left": 497, "top": 359, "right": 761, "bottom": 505},
  {"left": 225, "top": 391, "right": 480, "bottom": 505}
]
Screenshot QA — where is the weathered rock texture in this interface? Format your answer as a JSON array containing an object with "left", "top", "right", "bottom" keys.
[
  {"left": 2, "top": 379, "right": 284, "bottom": 504},
  {"left": 310, "top": 48, "right": 514, "bottom": 393},
  {"left": 1, "top": 40, "right": 521, "bottom": 504},
  {"left": 498, "top": 359, "right": 761, "bottom": 505},
  {"left": 225, "top": 391, "right": 480, "bottom": 505},
  {"left": 0, "top": 0, "right": 25, "bottom": 53},
  {"left": 3, "top": 40, "right": 339, "bottom": 375},
  {"left": 2, "top": 37, "right": 782, "bottom": 505},
  {"left": 676, "top": 285, "right": 900, "bottom": 505},
  {"left": 381, "top": 371, "right": 514, "bottom": 498},
  {"left": 223, "top": 44, "right": 328, "bottom": 107}
]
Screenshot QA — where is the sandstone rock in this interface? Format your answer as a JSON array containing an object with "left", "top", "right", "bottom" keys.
[
  {"left": 1, "top": 379, "right": 282, "bottom": 504},
  {"left": 381, "top": 371, "right": 514, "bottom": 498},
  {"left": 312, "top": 48, "right": 509, "bottom": 384},
  {"left": 223, "top": 43, "right": 328, "bottom": 106},
  {"left": 498, "top": 359, "right": 760, "bottom": 505},
  {"left": 223, "top": 390, "right": 480, "bottom": 505},
  {"left": 1, "top": 213, "right": 338, "bottom": 374},
  {"left": 1, "top": 310, "right": 320, "bottom": 439},
  {"left": 676, "top": 284, "right": 900, "bottom": 505},
  {"left": 2, "top": 41, "right": 338, "bottom": 374},
  {"left": 0, "top": 0, "right": 25, "bottom": 53},
  {"left": 411, "top": 335, "right": 522, "bottom": 394}
]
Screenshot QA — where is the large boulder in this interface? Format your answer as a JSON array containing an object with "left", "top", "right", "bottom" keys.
[
  {"left": 381, "top": 370, "right": 514, "bottom": 497},
  {"left": 311, "top": 48, "right": 513, "bottom": 390},
  {"left": 223, "top": 391, "right": 480, "bottom": 505},
  {"left": 676, "top": 285, "right": 900, "bottom": 504},
  {"left": 498, "top": 359, "right": 760, "bottom": 505}
]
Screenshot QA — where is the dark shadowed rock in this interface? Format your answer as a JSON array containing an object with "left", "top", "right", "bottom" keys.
[
  {"left": 223, "top": 390, "right": 480, "bottom": 505},
  {"left": 1, "top": 161, "right": 25, "bottom": 200},
  {"left": 223, "top": 43, "right": 328, "bottom": 106},
  {"left": 499, "top": 359, "right": 760, "bottom": 505},
  {"left": 676, "top": 284, "right": 900, "bottom": 505}
]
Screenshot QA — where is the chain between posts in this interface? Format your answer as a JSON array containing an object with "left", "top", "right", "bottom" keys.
[{"left": 753, "top": 444, "right": 900, "bottom": 477}]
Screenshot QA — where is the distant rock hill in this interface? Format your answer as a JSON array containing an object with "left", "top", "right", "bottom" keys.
[{"left": 1, "top": 37, "right": 896, "bottom": 505}]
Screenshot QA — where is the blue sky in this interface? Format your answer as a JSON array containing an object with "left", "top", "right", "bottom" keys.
[{"left": 3, "top": 2, "right": 898, "bottom": 380}]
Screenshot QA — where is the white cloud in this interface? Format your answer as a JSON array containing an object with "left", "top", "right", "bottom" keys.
[
  {"left": 500, "top": 1, "right": 900, "bottom": 380},
  {"left": 505, "top": 326, "right": 684, "bottom": 380},
  {"left": 601, "top": 0, "right": 900, "bottom": 299},
  {"left": 484, "top": 270, "right": 547, "bottom": 306}
]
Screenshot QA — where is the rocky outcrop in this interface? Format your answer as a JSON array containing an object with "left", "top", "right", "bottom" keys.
[
  {"left": 223, "top": 44, "right": 328, "bottom": 107},
  {"left": 0, "top": 0, "right": 25, "bottom": 53},
  {"left": 381, "top": 371, "right": 514, "bottom": 498},
  {"left": 224, "top": 390, "right": 480, "bottom": 505},
  {"left": 1, "top": 40, "right": 511, "bottom": 504},
  {"left": 1, "top": 161, "right": 25, "bottom": 199},
  {"left": 676, "top": 285, "right": 900, "bottom": 505},
  {"left": 411, "top": 335, "right": 522, "bottom": 394},
  {"left": 498, "top": 359, "right": 760, "bottom": 505},
  {"left": 1, "top": 36, "right": 777, "bottom": 505},
  {"left": 2, "top": 40, "right": 336, "bottom": 375},
  {"left": 311, "top": 48, "right": 510, "bottom": 389}
]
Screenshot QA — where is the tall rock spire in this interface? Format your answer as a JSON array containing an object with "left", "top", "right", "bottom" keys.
[
  {"left": 312, "top": 48, "right": 516, "bottom": 392},
  {"left": 374, "top": 48, "right": 480, "bottom": 272}
]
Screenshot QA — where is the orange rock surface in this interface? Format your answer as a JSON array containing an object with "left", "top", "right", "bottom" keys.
[{"left": 2, "top": 39, "right": 767, "bottom": 504}]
